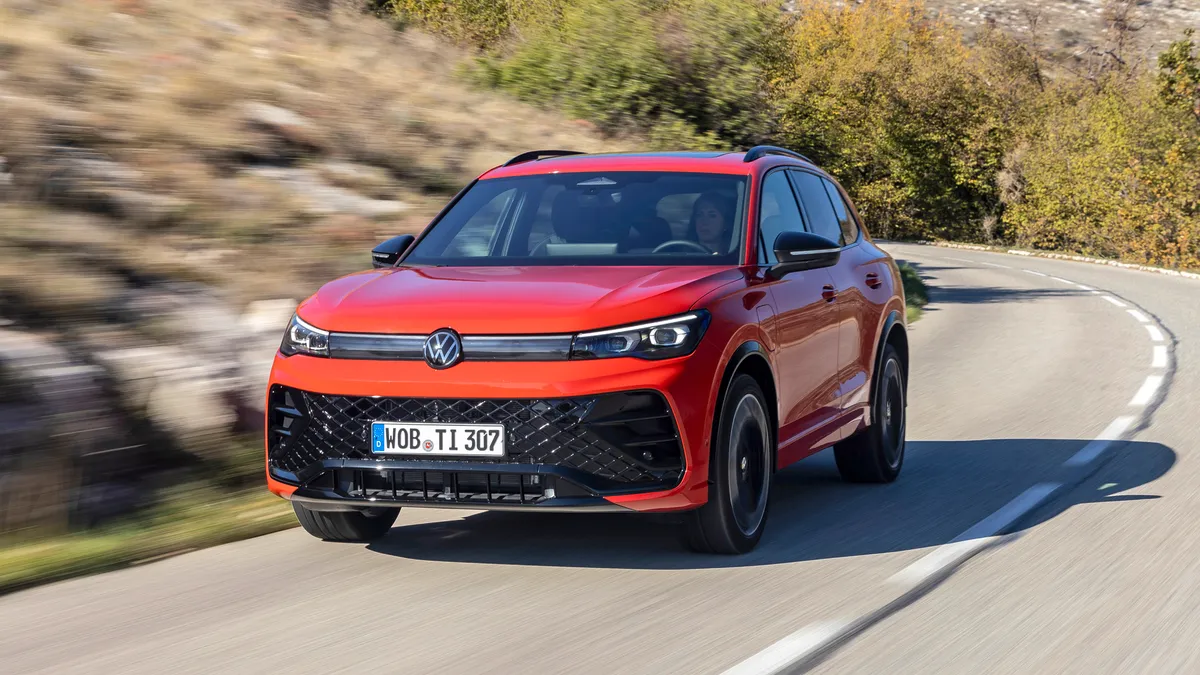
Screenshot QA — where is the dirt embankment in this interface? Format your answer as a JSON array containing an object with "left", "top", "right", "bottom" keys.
[{"left": 0, "top": 0, "right": 619, "bottom": 535}]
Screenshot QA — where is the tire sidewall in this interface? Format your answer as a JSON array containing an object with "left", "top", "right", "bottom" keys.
[
  {"left": 709, "top": 374, "right": 773, "bottom": 552},
  {"left": 875, "top": 345, "right": 905, "bottom": 479}
]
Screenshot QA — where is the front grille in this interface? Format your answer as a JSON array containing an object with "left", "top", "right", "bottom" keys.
[{"left": 267, "top": 386, "right": 684, "bottom": 492}]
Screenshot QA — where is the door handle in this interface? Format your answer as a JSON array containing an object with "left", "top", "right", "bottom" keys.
[
  {"left": 822, "top": 285, "right": 837, "bottom": 302},
  {"left": 865, "top": 273, "right": 882, "bottom": 289}
]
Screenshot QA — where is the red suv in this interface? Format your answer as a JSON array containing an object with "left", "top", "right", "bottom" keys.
[{"left": 266, "top": 147, "right": 908, "bottom": 553}]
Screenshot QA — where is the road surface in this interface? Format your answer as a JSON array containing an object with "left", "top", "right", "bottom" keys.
[{"left": 2, "top": 242, "right": 1196, "bottom": 674}]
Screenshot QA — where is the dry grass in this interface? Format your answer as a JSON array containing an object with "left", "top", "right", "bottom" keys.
[
  {"left": 0, "top": 0, "right": 625, "bottom": 307},
  {"left": 0, "top": 486, "right": 295, "bottom": 595},
  {"left": 0, "top": 0, "right": 631, "bottom": 573}
]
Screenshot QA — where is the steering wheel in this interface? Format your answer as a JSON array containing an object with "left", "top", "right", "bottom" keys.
[{"left": 652, "top": 239, "right": 713, "bottom": 255}]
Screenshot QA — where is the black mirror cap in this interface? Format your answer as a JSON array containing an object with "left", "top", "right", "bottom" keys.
[
  {"left": 371, "top": 234, "right": 416, "bottom": 269},
  {"left": 768, "top": 231, "right": 841, "bottom": 278}
]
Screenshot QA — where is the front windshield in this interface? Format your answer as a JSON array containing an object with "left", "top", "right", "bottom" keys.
[{"left": 403, "top": 171, "right": 748, "bottom": 266}]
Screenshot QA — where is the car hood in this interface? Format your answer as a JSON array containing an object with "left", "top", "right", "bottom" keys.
[{"left": 297, "top": 265, "right": 744, "bottom": 334}]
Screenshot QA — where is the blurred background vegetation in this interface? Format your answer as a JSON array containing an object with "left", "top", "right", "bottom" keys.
[
  {"left": 391, "top": 0, "right": 1200, "bottom": 267},
  {"left": 0, "top": 0, "right": 1195, "bottom": 584}
]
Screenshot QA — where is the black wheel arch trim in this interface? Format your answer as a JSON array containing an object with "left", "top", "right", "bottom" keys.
[
  {"left": 711, "top": 340, "right": 778, "bottom": 476},
  {"left": 872, "top": 309, "right": 908, "bottom": 409}
]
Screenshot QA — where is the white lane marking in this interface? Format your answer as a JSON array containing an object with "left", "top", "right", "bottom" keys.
[
  {"left": 1153, "top": 345, "right": 1169, "bottom": 368},
  {"left": 721, "top": 621, "right": 850, "bottom": 675},
  {"left": 729, "top": 482, "right": 1066, "bottom": 674},
  {"left": 1063, "top": 416, "right": 1136, "bottom": 467},
  {"left": 945, "top": 256, "right": 978, "bottom": 263},
  {"left": 889, "top": 482, "right": 1063, "bottom": 586},
  {"left": 725, "top": 248, "right": 1175, "bottom": 674},
  {"left": 981, "top": 262, "right": 1011, "bottom": 269},
  {"left": 1130, "top": 375, "right": 1165, "bottom": 406}
]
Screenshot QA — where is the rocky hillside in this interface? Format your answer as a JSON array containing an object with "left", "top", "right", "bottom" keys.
[
  {"left": 0, "top": 0, "right": 619, "bottom": 536},
  {"left": 794, "top": 0, "right": 1200, "bottom": 58},
  {"left": 928, "top": 0, "right": 1200, "bottom": 58}
]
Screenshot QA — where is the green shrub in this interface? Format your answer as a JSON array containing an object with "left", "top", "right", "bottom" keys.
[
  {"left": 899, "top": 262, "right": 928, "bottom": 322},
  {"left": 386, "top": 0, "right": 568, "bottom": 46},
  {"left": 1158, "top": 29, "right": 1200, "bottom": 122},
  {"left": 476, "top": 0, "right": 784, "bottom": 146}
]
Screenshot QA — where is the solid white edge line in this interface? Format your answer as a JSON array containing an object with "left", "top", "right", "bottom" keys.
[
  {"left": 889, "top": 482, "right": 1062, "bottom": 586},
  {"left": 727, "top": 482, "right": 1067, "bottom": 674},
  {"left": 1063, "top": 415, "right": 1136, "bottom": 467},
  {"left": 1153, "top": 345, "right": 1169, "bottom": 368},
  {"left": 721, "top": 622, "right": 850, "bottom": 675},
  {"left": 1130, "top": 375, "right": 1165, "bottom": 407},
  {"left": 1127, "top": 309, "right": 1150, "bottom": 323},
  {"left": 727, "top": 240, "right": 1173, "bottom": 675}
]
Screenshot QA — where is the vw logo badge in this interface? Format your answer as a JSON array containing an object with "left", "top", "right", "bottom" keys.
[{"left": 423, "top": 329, "right": 462, "bottom": 369}]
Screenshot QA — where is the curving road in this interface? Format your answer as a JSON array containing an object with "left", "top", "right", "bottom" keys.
[{"left": 2, "top": 242, "right": 1197, "bottom": 674}]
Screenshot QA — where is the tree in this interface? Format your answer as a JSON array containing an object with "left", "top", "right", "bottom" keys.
[{"left": 1158, "top": 29, "right": 1200, "bottom": 122}]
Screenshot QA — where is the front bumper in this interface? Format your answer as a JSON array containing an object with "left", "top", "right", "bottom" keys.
[
  {"left": 265, "top": 353, "right": 718, "bottom": 512},
  {"left": 289, "top": 461, "right": 629, "bottom": 513}
]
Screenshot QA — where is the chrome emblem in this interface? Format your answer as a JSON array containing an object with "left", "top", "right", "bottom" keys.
[{"left": 423, "top": 329, "right": 462, "bottom": 369}]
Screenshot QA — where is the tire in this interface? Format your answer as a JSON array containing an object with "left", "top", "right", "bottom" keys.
[
  {"left": 834, "top": 343, "right": 906, "bottom": 483},
  {"left": 684, "top": 374, "right": 774, "bottom": 554},
  {"left": 292, "top": 502, "right": 400, "bottom": 542}
]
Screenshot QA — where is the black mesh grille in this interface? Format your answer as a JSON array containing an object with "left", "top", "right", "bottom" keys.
[{"left": 267, "top": 386, "right": 684, "bottom": 489}]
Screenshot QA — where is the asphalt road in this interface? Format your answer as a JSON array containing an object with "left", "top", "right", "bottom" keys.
[{"left": 2, "top": 242, "right": 1196, "bottom": 674}]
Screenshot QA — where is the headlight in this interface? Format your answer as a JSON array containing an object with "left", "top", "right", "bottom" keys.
[
  {"left": 570, "top": 311, "right": 710, "bottom": 360},
  {"left": 280, "top": 314, "right": 330, "bottom": 357}
]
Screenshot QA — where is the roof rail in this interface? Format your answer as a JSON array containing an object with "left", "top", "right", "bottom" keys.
[
  {"left": 742, "top": 145, "right": 813, "bottom": 164},
  {"left": 502, "top": 149, "right": 585, "bottom": 167}
]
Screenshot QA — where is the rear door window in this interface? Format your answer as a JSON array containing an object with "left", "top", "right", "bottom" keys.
[
  {"left": 822, "top": 178, "right": 859, "bottom": 244},
  {"left": 789, "top": 170, "right": 844, "bottom": 246}
]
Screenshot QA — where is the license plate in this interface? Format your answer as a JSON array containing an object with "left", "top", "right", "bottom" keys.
[{"left": 370, "top": 421, "right": 505, "bottom": 457}]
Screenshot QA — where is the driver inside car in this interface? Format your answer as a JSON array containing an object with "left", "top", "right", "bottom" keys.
[{"left": 687, "top": 191, "right": 736, "bottom": 254}]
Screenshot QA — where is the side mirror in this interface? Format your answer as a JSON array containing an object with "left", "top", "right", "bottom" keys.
[
  {"left": 371, "top": 234, "right": 415, "bottom": 269},
  {"left": 768, "top": 231, "right": 840, "bottom": 279}
]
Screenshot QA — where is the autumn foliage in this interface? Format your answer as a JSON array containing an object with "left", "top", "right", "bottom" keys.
[{"left": 391, "top": 0, "right": 1200, "bottom": 269}]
